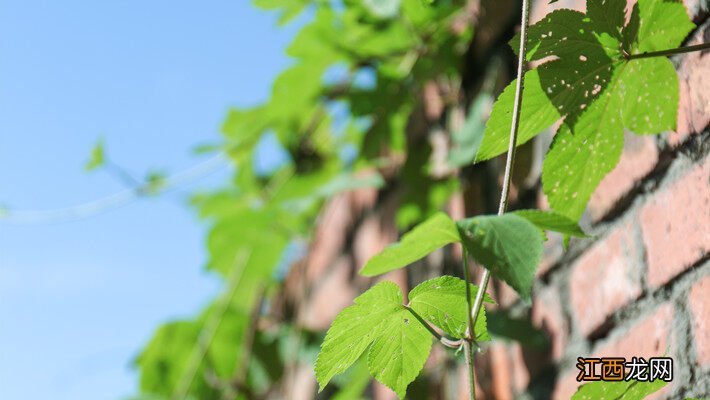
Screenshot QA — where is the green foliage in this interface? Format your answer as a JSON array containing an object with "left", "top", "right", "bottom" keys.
[
  {"left": 512, "top": 209, "right": 588, "bottom": 238},
  {"left": 361, "top": 210, "right": 583, "bottom": 300},
  {"left": 84, "top": 139, "right": 105, "bottom": 172},
  {"left": 571, "top": 378, "right": 668, "bottom": 399},
  {"left": 315, "top": 281, "right": 431, "bottom": 398},
  {"left": 477, "top": 0, "right": 694, "bottom": 220},
  {"left": 447, "top": 95, "right": 493, "bottom": 167},
  {"left": 409, "top": 276, "right": 494, "bottom": 340},
  {"left": 316, "top": 276, "right": 491, "bottom": 398},
  {"left": 457, "top": 214, "right": 543, "bottom": 301},
  {"left": 360, "top": 212, "right": 461, "bottom": 276},
  {"left": 486, "top": 312, "right": 550, "bottom": 350},
  {"left": 133, "top": 0, "right": 699, "bottom": 397}
]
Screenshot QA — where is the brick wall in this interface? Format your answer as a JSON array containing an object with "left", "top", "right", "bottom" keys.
[{"left": 279, "top": 0, "right": 710, "bottom": 398}]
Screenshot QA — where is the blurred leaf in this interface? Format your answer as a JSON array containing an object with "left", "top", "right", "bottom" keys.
[
  {"left": 360, "top": 212, "right": 460, "bottom": 276},
  {"left": 363, "top": 0, "right": 401, "bottom": 18},
  {"left": 331, "top": 360, "right": 371, "bottom": 400},
  {"left": 486, "top": 312, "right": 550, "bottom": 350},
  {"left": 252, "top": 0, "right": 310, "bottom": 25},
  {"left": 447, "top": 95, "right": 492, "bottom": 168},
  {"left": 282, "top": 171, "right": 384, "bottom": 212},
  {"left": 143, "top": 171, "right": 167, "bottom": 196},
  {"left": 84, "top": 139, "right": 105, "bottom": 172}
]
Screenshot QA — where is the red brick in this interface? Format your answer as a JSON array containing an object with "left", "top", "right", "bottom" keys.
[
  {"left": 555, "top": 302, "right": 674, "bottom": 400},
  {"left": 302, "top": 257, "right": 356, "bottom": 330},
  {"left": 489, "top": 343, "right": 514, "bottom": 400},
  {"left": 570, "top": 222, "right": 643, "bottom": 336},
  {"left": 510, "top": 343, "right": 531, "bottom": 394},
  {"left": 594, "top": 303, "right": 674, "bottom": 360},
  {"left": 552, "top": 369, "right": 582, "bottom": 400},
  {"left": 689, "top": 273, "right": 710, "bottom": 366},
  {"left": 683, "top": 0, "right": 708, "bottom": 20},
  {"left": 532, "top": 286, "right": 568, "bottom": 361},
  {"left": 353, "top": 214, "right": 392, "bottom": 271},
  {"left": 423, "top": 81, "right": 444, "bottom": 121},
  {"left": 640, "top": 155, "right": 710, "bottom": 288},
  {"left": 530, "top": 0, "right": 584, "bottom": 24},
  {"left": 589, "top": 133, "right": 658, "bottom": 221},
  {"left": 538, "top": 232, "right": 564, "bottom": 276},
  {"left": 670, "top": 26, "right": 710, "bottom": 146},
  {"left": 306, "top": 195, "right": 352, "bottom": 282},
  {"left": 373, "top": 382, "right": 397, "bottom": 400},
  {"left": 593, "top": 304, "right": 675, "bottom": 399}
]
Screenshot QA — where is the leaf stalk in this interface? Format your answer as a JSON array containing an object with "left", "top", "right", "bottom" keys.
[{"left": 625, "top": 42, "right": 710, "bottom": 60}]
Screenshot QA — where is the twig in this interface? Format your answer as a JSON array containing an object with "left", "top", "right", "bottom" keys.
[
  {"left": 461, "top": 248, "right": 477, "bottom": 400},
  {"left": 171, "top": 250, "right": 251, "bottom": 400},
  {"left": 227, "top": 286, "right": 267, "bottom": 399},
  {"left": 625, "top": 42, "right": 710, "bottom": 60}
]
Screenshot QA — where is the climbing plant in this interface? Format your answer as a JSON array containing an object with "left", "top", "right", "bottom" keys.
[{"left": 126, "top": 0, "right": 708, "bottom": 399}]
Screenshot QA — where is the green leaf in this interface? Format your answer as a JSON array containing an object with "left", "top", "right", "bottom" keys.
[
  {"left": 512, "top": 209, "right": 587, "bottom": 237},
  {"left": 84, "top": 139, "right": 105, "bottom": 172},
  {"left": 478, "top": 0, "right": 694, "bottom": 220},
  {"left": 331, "top": 360, "right": 371, "bottom": 400},
  {"left": 571, "top": 378, "right": 668, "bottom": 400},
  {"left": 409, "top": 276, "right": 493, "bottom": 340},
  {"left": 456, "top": 214, "right": 544, "bottom": 301},
  {"left": 316, "top": 281, "right": 434, "bottom": 398},
  {"left": 360, "top": 212, "right": 460, "bottom": 277},
  {"left": 447, "top": 95, "right": 492, "bottom": 167},
  {"left": 474, "top": 69, "right": 560, "bottom": 162},
  {"left": 363, "top": 0, "right": 401, "bottom": 19},
  {"left": 282, "top": 172, "right": 385, "bottom": 213},
  {"left": 486, "top": 312, "right": 550, "bottom": 351},
  {"left": 315, "top": 282, "right": 403, "bottom": 391},
  {"left": 252, "top": 0, "right": 310, "bottom": 25},
  {"left": 367, "top": 307, "right": 432, "bottom": 399}
]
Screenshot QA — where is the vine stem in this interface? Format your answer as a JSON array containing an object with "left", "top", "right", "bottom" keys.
[
  {"left": 461, "top": 248, "right": 477, "bottom": 400},
  {"left": 172, "top": 250, "right": 251, "bottom": 400},
  {"left": 464, "top": 0, "right": 531, "bottom": 397},
  {"left": 625, "top": 42, "right": 710, "bottom": 60}
]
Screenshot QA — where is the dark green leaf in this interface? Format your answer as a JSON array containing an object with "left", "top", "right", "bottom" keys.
[{"left": 457, "top": 214, "right": 544, "bottom": 301}]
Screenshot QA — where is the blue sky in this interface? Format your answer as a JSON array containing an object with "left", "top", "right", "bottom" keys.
[{"left": 0, "top": 1, "right": 296, "bottom": 398}]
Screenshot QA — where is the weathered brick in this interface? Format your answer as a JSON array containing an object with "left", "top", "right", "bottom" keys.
[
  {"left": 302, "top": 257, "right": 355, "bottom": 330},
  {"left": 593, "top": 304, "right": 675, "bottom": 399},
  {"left": 510, "top": 343, "right": 531, "bottom": 394},
  {"left": 353, "top": 214, "right": 393, "bottom": 271},
  {"left": 589, "top": 133, "right": 658, "bottom": 221},
  {"left": 595, "top": 303, "right": 674, "bottom": 359},
  {"left": 489, "top": 343, "right": 514, "bottom": 400},
  {"left": 640, "top": 155, "right": 710, "bottom": 288},
  {"left": 570, "top": 222, "right": 643, "bottom": 336},
  {"left": 306, "top": 195, "right": 352, "bottom": 282},
  {"left": 532, "top": 286, "right": 568, "bottom": 361},
  {"left": 538, "top": 232, "right": 564, "bottom": 276},
  {"left": 552, "top": 369, "right": 582, "bottom": 400},
  {"left": 689, "top": 273, "right": 710, "bottom": 366}
]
